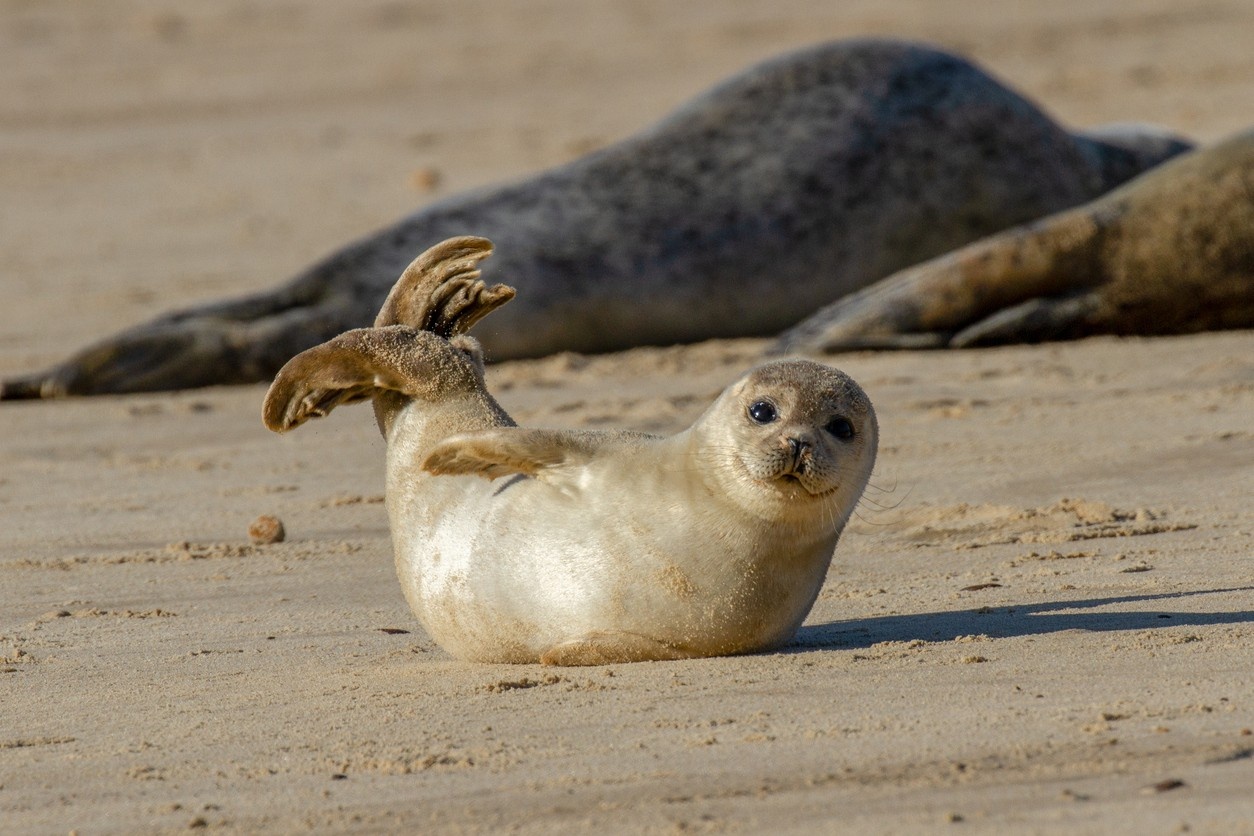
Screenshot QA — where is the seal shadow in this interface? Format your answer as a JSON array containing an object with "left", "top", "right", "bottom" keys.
[{"left": 792, "top": 586, "right": 1254, "bottom": 651}]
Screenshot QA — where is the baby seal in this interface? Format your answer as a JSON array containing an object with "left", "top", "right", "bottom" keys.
[
  {"left": 263, "top": 236, "right": 878, "bottom": 665},
  {"left": 773, "top": 129, "right": 1254, "bottom": 352},
  {"left": 4, "top": 38, "right": 1188, "bottom": 399}
]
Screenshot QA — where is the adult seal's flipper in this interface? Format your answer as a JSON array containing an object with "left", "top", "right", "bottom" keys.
[
  {"left": 770, "top": 210, "right": 1106, "bottom": 352},
  {"left": 0, "top": 279, "right": 356, "bottom": 400},
  {"left": 772, "top": 130, "right": 1254, "bottom": 354}
]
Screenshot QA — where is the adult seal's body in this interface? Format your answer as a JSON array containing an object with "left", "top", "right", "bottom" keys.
[
  {"left": 3, "top": 38, "right": 1188, "bottom": 399},
  {"left": 262, "top": 237, "right": 878, "bottom": 665},
  {"left": 772, "top": 129, "right": 1254, "bottom": 353}
]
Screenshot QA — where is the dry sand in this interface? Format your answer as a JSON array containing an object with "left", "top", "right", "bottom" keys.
[{"left": 2, "top": 1, "right": 1252, "bottom": 832}]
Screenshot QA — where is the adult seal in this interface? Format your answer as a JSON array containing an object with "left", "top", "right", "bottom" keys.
[
  {"left": 262, "top": 236, "right": 878, "bottom": 665},
  {"left": 771, "top": 129, "right": 1254, "bottom": 353},
  {"left": 2, "top": 38, "right": 1189, "bottom": 399}
]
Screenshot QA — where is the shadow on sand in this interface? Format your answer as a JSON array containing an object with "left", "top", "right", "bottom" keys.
[{"left": 794, "top": 587, "right": 1254, "bottom": 650}]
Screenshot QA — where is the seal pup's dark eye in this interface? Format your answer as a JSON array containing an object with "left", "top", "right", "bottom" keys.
[
  {"left": 826, "top": 416, "right": 855, "bottom": 440},
  {"left": 747, "top": 400, "right": 778, "bottom": 424}
]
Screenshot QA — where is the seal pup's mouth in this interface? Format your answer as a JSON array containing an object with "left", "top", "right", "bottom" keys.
[{"left": 775, "top": 471, "right": 841, "bottom": 499}]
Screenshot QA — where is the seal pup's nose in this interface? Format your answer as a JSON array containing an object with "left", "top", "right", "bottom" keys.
[{"left": 786, "top": 437, "right": 811, "bottom": 470}]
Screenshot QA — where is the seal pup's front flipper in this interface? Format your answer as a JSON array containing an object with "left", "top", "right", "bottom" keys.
[{"left": 422, "top": 428, "right": 651, "bottom": 484}]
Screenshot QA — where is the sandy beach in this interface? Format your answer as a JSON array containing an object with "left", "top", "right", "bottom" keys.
[{"left": 3, "top": 1, "right": 1252, "bottom": 832}]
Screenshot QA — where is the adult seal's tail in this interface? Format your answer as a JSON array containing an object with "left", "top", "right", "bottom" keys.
[
  {"left": 2, "top": 38, "right": 1190, "bottom": 400},
  {"left": 263, "top": 236, "right": 878, "bottom": 665},
  {"left": 771, "top": 129, "right": 1254, "bottom": 353}
]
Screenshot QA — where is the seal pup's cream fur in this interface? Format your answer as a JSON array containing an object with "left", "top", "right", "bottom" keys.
[{"left": 264, "top": 236, "right": 878, "bottom": 665}]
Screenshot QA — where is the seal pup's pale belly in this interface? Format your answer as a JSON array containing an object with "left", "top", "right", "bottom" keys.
[{"left": 388, "top": 428, "right": 843, "bottom": 663}]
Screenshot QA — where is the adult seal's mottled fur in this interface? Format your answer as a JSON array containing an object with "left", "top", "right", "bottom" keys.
[
  {"left": 771, "top": 129, "right": 1254, "bottom": 353},
  {"left": 262, "top": 237, "right": 878, "bottom": 665},
  {"left": 2, "top": 38, "right": 1188, "bottom": 400}
]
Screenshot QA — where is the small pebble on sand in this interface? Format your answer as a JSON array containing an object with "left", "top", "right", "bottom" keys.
[{"left": 248, "top": 515, "right": 285, "bottom": 545}]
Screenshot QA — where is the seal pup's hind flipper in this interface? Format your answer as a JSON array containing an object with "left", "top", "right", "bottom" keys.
[
  {"left": 373, "top": 236, "right": 514, "bottom": 335},
  {"left": 262, "top": 326, "right": 471, "bottom": 432},
  {"left": 422, "top": 428, "right": 652, "bottom": 484},
  {"left": 262, "top": 236, "right": 515, "bottom": 434}
]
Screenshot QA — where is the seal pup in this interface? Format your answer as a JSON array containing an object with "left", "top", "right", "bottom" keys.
[
  {"left": 771, "top": 129, "right": 1254, "bottom": 353},
  {"left": 3, "top": 38, "right": 1189, "bottom": 399},
  {"left": 263, "top": 236, "right": 878, "bottom": 665}
]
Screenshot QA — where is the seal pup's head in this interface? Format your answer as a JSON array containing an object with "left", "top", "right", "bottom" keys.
[{"left": 692, "top": 359, "right": 877, "bottom": 528}]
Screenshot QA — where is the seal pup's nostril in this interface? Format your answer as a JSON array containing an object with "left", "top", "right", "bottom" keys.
[{"left": 787, "top": 437, "right": 811, "bottom": 468}]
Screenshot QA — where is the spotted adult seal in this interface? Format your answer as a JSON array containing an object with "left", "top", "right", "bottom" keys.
[
  {"left": 263, "top": 236, "right": 878, "bottom": 665},
  {"left": 2, "top": 38, "right": 1189, "bottom": 400},
  {"left": 771, "top": 129, "right": 1254, "bottom": 353}
]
